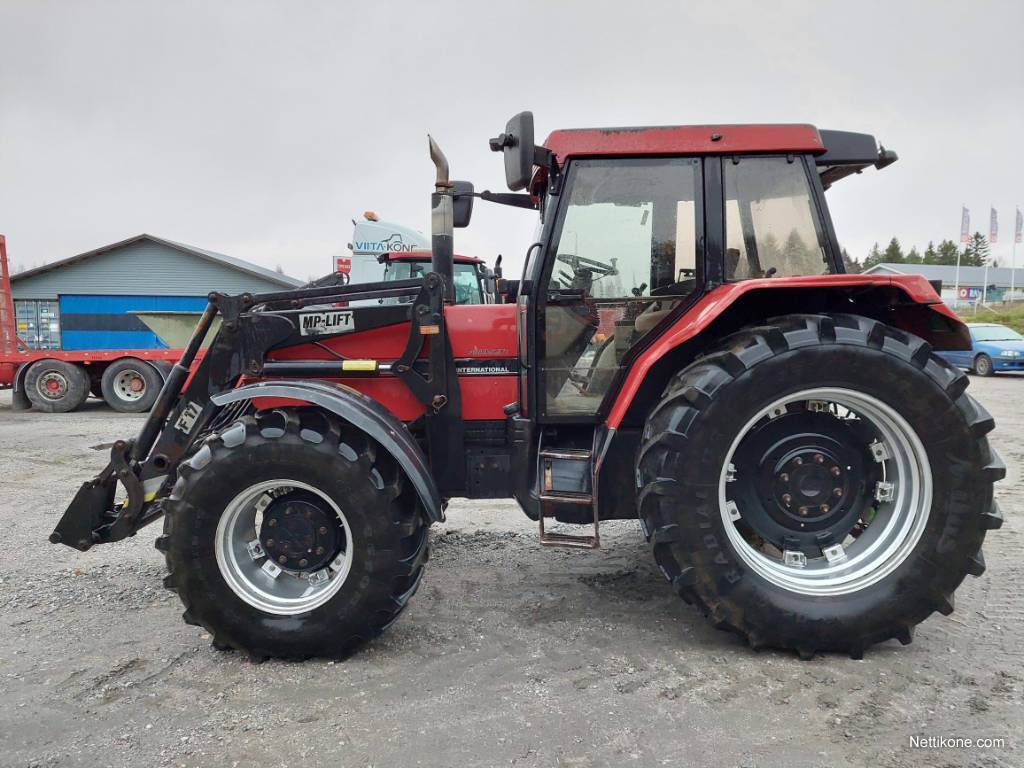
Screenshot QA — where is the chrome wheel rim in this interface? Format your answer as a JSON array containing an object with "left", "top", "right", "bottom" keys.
[
  {"left": 719, "top": 387, "right": 932, "bottom": 597},
  {"left": 113, "top": 369, "right": 146, "bottom": 401},
  {"left": 215, "top": 479, "right": 353, "bottom": 615}
]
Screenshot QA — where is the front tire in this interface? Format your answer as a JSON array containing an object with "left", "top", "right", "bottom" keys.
[
  {"left": 974, "top": 353, "right": 994, "bottom": 377},
  {"left": 637, "top": 314, "right": 1004, "bottom": 658},
  {"left": 157, "top": 408, "right": 429, "bottom": 660}
]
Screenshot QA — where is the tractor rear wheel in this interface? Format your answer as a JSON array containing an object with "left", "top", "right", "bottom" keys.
[
  {"left": 637, "top": 314, "right": 1003, "bottom": 658},
  {"left": 157, "top": 407, "right": 429, "bottom": 660}
]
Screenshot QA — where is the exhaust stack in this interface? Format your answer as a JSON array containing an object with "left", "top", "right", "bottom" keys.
[{"left": 428, "top": 135, "right": 455, "bottom": 302}]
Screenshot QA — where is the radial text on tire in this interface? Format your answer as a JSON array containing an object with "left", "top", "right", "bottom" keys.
[
  {"left": 637, "top": 314, "right": 1004, "bottom": 659},
  {"left": 157, "top": 407, "right": 430, "bottom": 661}
]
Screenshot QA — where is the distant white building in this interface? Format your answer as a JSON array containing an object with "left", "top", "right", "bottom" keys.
[{"left": 863, "top": 263, "right": 1024, "bottom": 305}]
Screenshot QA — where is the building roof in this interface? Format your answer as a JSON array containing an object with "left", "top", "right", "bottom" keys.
[
  {"left": 11, "top": 234, "right": 303, "bottom": 288},
  {"left": 863, "top": 263, "right": 1024, "bottom": 288}
]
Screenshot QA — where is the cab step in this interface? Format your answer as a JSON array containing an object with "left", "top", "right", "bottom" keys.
[{"left": 538, "top": 447, "right": 600, "bottom": 549}]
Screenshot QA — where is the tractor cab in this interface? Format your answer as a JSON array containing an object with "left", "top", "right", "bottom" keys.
[
  {"left": 380, "top": 250, "right": 492, "bottom": 304},
  {"left": 502, "top": 119, "right": 896, "bottom": 422}
]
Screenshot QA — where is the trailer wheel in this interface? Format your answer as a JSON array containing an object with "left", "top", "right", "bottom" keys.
[
  {"left": 24, "top": 360, "right": 89, "bottom": 413},
  {"left": 157, "top": 408, "right": 429, "bottom": 661},
  {"left": 637, "top": 314, "right": 1003, "bottom": 659},
  {"left": 100, "top": 358, "right": 162, "bottom": 412}
]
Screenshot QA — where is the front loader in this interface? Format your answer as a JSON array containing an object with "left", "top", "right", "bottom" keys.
[{"left": 52, "top": 113, "right": 1004, "bottom": 660}]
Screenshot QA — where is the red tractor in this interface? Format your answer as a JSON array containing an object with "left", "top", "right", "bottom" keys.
[{"left": 52, "top": 113, "right": 1003, "bottom": 661}]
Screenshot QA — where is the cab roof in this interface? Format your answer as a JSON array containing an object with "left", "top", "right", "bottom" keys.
[
  {"left": 543, "top": 124, "right": 825, "bottom": 160},
  {"left": 535, "top": 124, "right": 892, "bottom": 192},
  {"left": 385, "top": 249, "right": 483, "bottom": 265}
]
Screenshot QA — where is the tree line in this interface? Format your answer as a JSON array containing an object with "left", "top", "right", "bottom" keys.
[{"left": 846, "top": 232, "right": 994, "bottom": 273}]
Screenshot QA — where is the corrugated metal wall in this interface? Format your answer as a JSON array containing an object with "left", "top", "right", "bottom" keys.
[
  {"left": 59, "top": 294, "right": 209, "bottom": 350},
  {"left": 11, "top": 240, "right": 293, "bottom": 300}
]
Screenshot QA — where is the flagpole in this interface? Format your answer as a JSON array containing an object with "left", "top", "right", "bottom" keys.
[
  {"left": 1013, "top": 206, "right": 1020, "bottom": 304},
  {"left": 982, "top": 260, "right": 989, "bottom": 305},
  {"left": 955, "top": 205, "right": 967, "bottom": 308},
  {"left": 1012, "top": 237, "right": 1017, "bottom": 304}
]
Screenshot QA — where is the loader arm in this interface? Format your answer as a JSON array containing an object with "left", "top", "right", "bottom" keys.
[{"left": 51, "top": 272, "right": 459, "bottom": 551}]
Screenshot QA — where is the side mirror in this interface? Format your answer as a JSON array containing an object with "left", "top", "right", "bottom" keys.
[
  {"left": 452, "top": 180, "right": 474, "bottom": 228},
  {"left": 489, "top": 111, "right": 535, "bottom": 191}
]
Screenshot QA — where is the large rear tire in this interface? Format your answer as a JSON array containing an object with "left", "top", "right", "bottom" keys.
[
  {"left": 157, "top": 407, "right": 429, "bottom": 660},
  {"left": 637, "top": 314, "right": 1004, "bottom": 658}
]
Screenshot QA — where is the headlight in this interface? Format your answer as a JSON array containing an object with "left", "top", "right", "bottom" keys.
[{"left": 1000, "top": 350, "right": 1021, "bottom": 357}]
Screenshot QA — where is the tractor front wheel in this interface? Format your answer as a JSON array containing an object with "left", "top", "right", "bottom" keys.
[
  {"left": 158, "top": 408, "right": 429, "bottom": 660},
  {"left": 637, "top": 314, "right": 1003, "bottom": 658}
]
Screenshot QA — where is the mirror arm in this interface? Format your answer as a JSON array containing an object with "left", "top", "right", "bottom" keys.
[{"left": 478, "top": 191, "right": 537, "bottom": 210}]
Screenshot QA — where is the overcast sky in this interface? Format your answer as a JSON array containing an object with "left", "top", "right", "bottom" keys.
[{"left": 1, "top": 1, "right": 1022, "bottom": 280}]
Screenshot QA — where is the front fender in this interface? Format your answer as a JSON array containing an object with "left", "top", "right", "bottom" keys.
[{"left": 211, "top": 379, "right": 443, "bottom": 523}]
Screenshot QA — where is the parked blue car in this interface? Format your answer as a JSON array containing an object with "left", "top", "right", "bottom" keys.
[{"left": 937, "top": 323, "right": 1024, "bottom": 376}]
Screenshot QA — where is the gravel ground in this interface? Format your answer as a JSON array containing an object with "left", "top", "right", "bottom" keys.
[{"left": 1, "top": 380, "right": 1021, "bottom": 768}]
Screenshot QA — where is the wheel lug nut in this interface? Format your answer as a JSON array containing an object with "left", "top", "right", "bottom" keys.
[
  {"left": 266, "top": 538, "right": 275, "bottom": 547},
  {"left": 277, "top": 555, "right": 287, "bottom": 564},
  {"left": 833, "top": 487, "right": 842, "bottom": 497},
  {"left": 267, "top": 519, "right": 277, "bottom": 527},
  {"left": 319, "top": 526, "right": 328, "bottom": 535},
  {"left": 820, "top": 504, "right": 830, "bottom": 513},
  {"left": 799, "top": 506, "right": 808, "bottom": 516},
  {"left": 782, "top": 493, "right": 792, "bottom": 506},
  {"left": 814, "top": 453, "right": 825, "bottom": 464},
  {"left": 316, "top": 547, "right": 325, "bottom": 555},
  {"left": 831, "top": 466, "right": 841, "bottom": 477},
  {"left": 793, "top": 457, "right": 803, "bottom": 466},
  {"left": 780, "top": 473, "right": 789, "bottom": 482},
  {"left": 299, "top": 558, "right": 308, "bottom": 567}
]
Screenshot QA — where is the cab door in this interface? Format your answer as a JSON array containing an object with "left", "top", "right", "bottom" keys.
[{"left": 533, "top": 157, "right": 704, "bottom": 421}]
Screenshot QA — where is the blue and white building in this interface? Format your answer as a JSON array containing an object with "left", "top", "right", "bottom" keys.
[{"left": 11, "top": 234, "right": 302, "bottom": 350}]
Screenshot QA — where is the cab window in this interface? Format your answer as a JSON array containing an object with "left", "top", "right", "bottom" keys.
[
  {"left": 541, "top": 157, "right": 701, "bottom": 416},
  {"left": 724, "top": 157, "right": 830, "bottom": 279},
  {"left": 384, "top": 261, "right": 484, "bottom": 304}
]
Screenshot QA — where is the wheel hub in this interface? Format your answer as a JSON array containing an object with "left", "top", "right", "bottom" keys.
[
  {"left": 730, "top": 410, "right": 875, "bottom": 555},
  {"left": 39, "top": 372, "right": 68, "bottom": 400},
  {"left": 114, "top": 369, "right": 147, "bottom": 401},
  {"left": 259, "top": 491, "right": 342, "bottom": 572}
]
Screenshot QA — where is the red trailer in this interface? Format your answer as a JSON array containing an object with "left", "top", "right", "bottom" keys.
[{"left": 0, "top": 234, "right": 187, "bottom": 413}]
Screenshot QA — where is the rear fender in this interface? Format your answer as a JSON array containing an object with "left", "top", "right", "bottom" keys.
[
  {"left": 211, "top": 379, "right": 443, "bottom": 523},
  {"left": 610, "top": 274, "right": 969, "bottom": 428}
]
